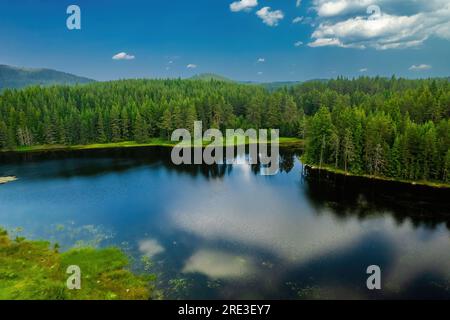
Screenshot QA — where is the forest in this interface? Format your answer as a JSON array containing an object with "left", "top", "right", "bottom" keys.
[{"left": 0, "top": 76, "right": 449, "bottom": 183}]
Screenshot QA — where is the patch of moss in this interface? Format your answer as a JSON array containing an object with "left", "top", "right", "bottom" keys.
[{"left": 0, "top": 228, "right": 154, "bottom": 300}]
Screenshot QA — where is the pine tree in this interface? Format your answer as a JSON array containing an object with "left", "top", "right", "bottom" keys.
[
  {"left": 120, "top": 108, "right": 130, "bottom": 140},
  {"left": 304, "top": 106, "right": 334, "bottom": 164},
  {"left": 134, "top": 112, "right": 148, "bottom": 143},
  {"left": 161, "top": 108, "right": 173, "bottom": 139},
  {"left": 343, "top": 128, "right": 355, "bottom": 173},
  {"left": 0, "top": 121, "right": 7, "bottom": 149},
  {"left": 388, "top": 137, "right": 401, "bottom": 178},
  {"left": 372, "top": 143, "right": 386, "bottom": 176},
  {"left": 444, "top": 150, "right": 450, "bottom": 183},
  {"left": 110, "top": 105, "right": 121, "bottom": 142},
  {"left": 43, "top": 116, "right": 57, "bottom": 145},
  {"left": 96, "top": 114, "right": 107, "bottom": 143}
]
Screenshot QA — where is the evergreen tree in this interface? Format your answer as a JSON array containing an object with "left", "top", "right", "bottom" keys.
[
  {"left": 0, "top": 121, "right": 7, "bottom": 149},
  {"left": 343, "top": 128, "right": 355, "bottom": 173},
  {"left": 96, "top": 114, "right": 107, "bottom": 143},
  {"left": 134, "top": 112, "right": 149, "bottom": 143}
]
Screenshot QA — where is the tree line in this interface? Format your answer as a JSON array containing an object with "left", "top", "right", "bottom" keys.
[
  {"left": 0, "top": 79, "right": 300, "bottom": 148},
  {"left": 302, "top": 77, "right": 450, "bottom": 184},
  {"left": 0, "top": 76, "right": 449, "bottom": 183}
]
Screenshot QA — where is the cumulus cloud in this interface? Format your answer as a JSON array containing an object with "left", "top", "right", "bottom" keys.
[
  {"left": 409, "top": 64, "right": 432, "bottom": 71},
  {"left": 309, "top": 37, "right": 344, "bottom": 47},
  {"left": 294, "top": 41, "right": 304, "bottom": 47},
  {"left": 359, "top": 68, "right": 368, "bottom": 72},
  {"left": 230, "top": 0, "right": 258, "bottom": 12},
  {"left": 296, "top": 0, "right": 302, "bottom": 8},
  {"left": 257, "top": 58, "right": 265, "bottom": 63},
  {"left": 112, "top": 52, "right": 135, "bottom": 60},
  {"left": 313, "top": 0, "right": 373, "bottom": 17},
  {"left": 256, "top": 7, "right": 285, "bottom": 26},
  {"left": 292, "top": 16, "right": 304, "bottom": 24},
  {"left": 309, "top": 0, "right": 450, "bottom": 50},
  {"left": 187, "top": 64, "right": 197, "bottom": 69}
]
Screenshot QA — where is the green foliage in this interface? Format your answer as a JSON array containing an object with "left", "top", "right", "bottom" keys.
[
  {"left": 0, "top": 76, "right": 448, "bottom": 184},
  {"left": 0, "top": 231, "right": 154, "bottom": 300},
  {"left": 0, "top": 79, "right": 303, "bottom": 149},
  {"left": 299, "top": 77, "right": 450, "bottom": 184}
]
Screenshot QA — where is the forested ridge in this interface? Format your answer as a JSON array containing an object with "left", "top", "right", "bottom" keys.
[
  {"left": 0, "top": 76, "right": 449, "bottom": 183},
  {"left": 0, "top": 64, "right": 94, "bottom": 90}
]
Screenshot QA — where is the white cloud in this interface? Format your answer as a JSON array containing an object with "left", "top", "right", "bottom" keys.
[
  {"left": 308, "top": 37, "right": 344, "bottom": 47},
  {"left": 112, "top": 52, "right": 135, "bottom": 60},
  {"left": 187, "top": 64, "right": 197, "bottom": 69},
  {"left": 313, "top": 0, "right": 373, "bottom": 17},
  {"left": 409, "top": 64, "right": 432, "bottom": 71},
  {"left": 309, "top": 0, "right": 450, "bottom": 50},
  {"left": 230, "top": 0, "right": 258, "bottom": 12},
  {"left": 359, "top": 68, "right": 368, "bottom": 72},
  {"left": 296, "top": 0, "right": 302, "bottom": 8},
  {"left": 292, "top": 16, "right": 304, "bottom": 24},
  {"left": 257, "top": 58, "right": 265, "bottom": 63},
  {"left": 294, "top": 41, "right": 304, "bottom": 47},
  {"left": 257, "top": 71, "right": 263, "bottom": 75},
  {"left": 256, "top": 7, "right": 285, "bottom": 26}
]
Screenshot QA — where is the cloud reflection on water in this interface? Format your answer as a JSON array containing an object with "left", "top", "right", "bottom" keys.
[{"left": 182, "top": 249, "right": 256, "bottom": 279}]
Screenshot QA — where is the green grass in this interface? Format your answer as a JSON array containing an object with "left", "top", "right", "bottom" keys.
[
  {"left": 0, "top": 228, "right": 155, "bottom": 300},
  {"left": 305, "top": 163, "right": 450, "bottom": 189},
  {"left": 4, "top": 137, "right": 304, "bottom": 153}
]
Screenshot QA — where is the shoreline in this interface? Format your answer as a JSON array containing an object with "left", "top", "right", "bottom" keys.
[
  {"left": 304, "top": 164, "right": 450, "bottom": 189},
  {"left": 0, "top": 227, "right": 154, "bottom": 300},
  {"left": 0, "top": 137, "right": 304, "bottom": 154}
]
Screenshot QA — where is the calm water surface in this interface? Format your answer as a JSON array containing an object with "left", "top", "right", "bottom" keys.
[{"left": 1, "top": 147, "right": 450, "bottom": 299}]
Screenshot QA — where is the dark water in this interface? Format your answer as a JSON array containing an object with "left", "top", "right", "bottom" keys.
[{"left": 1, "top": 146, "right": 450, "bottom": 299}]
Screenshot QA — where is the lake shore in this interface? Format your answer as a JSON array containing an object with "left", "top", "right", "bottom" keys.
[
  {"left": 304, "top": 164, "right": 450, "bottom": 189},
  {"left": 0, "top": 227, "right": 156, "bottom": 300},
  {"left": 0, "top": 137, "right": 304, "bottom": 154}
]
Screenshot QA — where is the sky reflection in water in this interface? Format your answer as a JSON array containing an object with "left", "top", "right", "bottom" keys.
[{"left": 0, "top": 147, "right": 449, "bottom": 299}]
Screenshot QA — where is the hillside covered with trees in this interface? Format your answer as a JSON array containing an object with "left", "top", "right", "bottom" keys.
[
  {"left": 0, "top": 65, "right": 94, "bottom": 90},
  {"left": 0, "top": 77, "right": 449, "bottom": 184}
]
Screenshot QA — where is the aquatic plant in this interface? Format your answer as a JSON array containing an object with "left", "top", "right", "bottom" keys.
[{"left": 0, "top": 227, "right": 156, "bottom": 300}]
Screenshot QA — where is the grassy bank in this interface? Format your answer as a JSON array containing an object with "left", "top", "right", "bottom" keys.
[
  {"left": 0, "top": 227, "right": 155, "bottom": 300},
  {"left": 304, "top": 163, "right": 450, "bottom": 189},
  {"left": 2, "top": 137, "right": 304, "bottom": 154}
]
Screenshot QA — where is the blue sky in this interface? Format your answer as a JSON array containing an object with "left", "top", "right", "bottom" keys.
[{"left": 0, "top": 0, "right": 449, "bottom": 81}]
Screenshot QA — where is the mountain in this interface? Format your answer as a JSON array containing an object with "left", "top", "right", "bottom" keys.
[
  {"left": 258, "top": 81, "right": 302, "bottom": 91},
  {"left": 189, "top": 73, "right": 234, "bottom": 82},
  {"left": 0, "top": 65, "right": 94, "bottom": 90}
]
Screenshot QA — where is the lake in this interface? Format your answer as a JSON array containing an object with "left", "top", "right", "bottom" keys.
[{"left": 1, "top": 146, "right": 450, "bottom": 299}]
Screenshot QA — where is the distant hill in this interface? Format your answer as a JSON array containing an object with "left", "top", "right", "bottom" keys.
[
  {"left": 189, "top": 73, "right": 234, "bottom": 82},
  {"left": 258, "top": 81, "right": 302, "bottom": 90},
  {"left": 188, "top": 73, "right": 332, "bottom": 90},
  {"left": 0, "top": 65, "right": 94, "bottom": 90}
]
